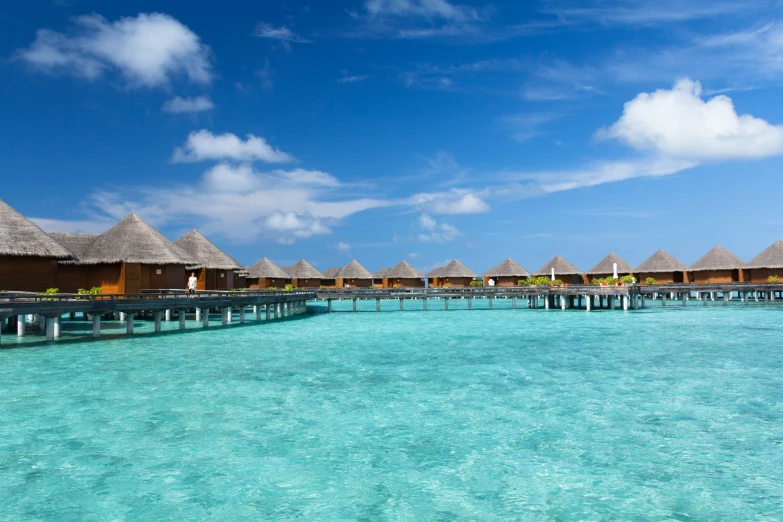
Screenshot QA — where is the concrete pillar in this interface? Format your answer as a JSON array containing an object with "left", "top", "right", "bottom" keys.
[
  {"left": 53, "top": 317, "right": 61, "bottom": 339},
  {"left": 153, "top": 311, "right": 161, "bottom": 333},
  {"left": 17, "top": 315, "right": 25, "bottom": 337},
  {"left": 239, "top": 307, "right": 245, "bottom": 324},
  {"left": 38, "top": 315, "right": 45, "bottom": 332},
  {"left": 46, "top": 318, "right": 55, "bottom": 341},
  {"left": 202, "top": 309, "right": 209, "bottom": 328},
  {"left": 561, "top": 296, "right": 567, "bottom": 311},
  {"left": 179, "top": 310, "right": 186, "bottom": 330},
  {"left": 165, "top": 310, "right": 171, "bottom": 322},
  {"left": 468, "top": 298, "right": 472, "bottom": 310},
  {"left": 544, "top": 296, "right": 549, "bottom": 310},
  {"left": 755, "top": 292, "right": 760, "bottom": 302},
  {"left": 623, "top": 296, "right": 629, "bottom": 311},
  {"left": 743, "top": 291, "right": 748, "bottom": 305},
  {"left": 274, "top": 304, "right": 280, "bottom": 319},
  {"left": 256, "top": 306, "right": 262, "bottom": 321},
  {"left": 400, "top": 298, "right": 404, "bottom": 311},
  {"left": 609, "top": 296, "right": 615, "bottom": 310},
  {"left": 195, "top": 308, "right": 202, "bottom": 322},
  {"left": 327, "top": 299, "right": 332, "bottom": 313},
  {"left": 126, "top": 315, "right": 134, "bottom": 335},
  {"left": 641, "top": 295, "right": 646, "bottom": 308},
  {"left": 119, "top": 312, "right": 126, "bottom": 322},
  {"left": 682, "top": 293, "right": 687, "bottom": 306},
  {"left": 91, "top": 315, "right": 100, "bottom": 338},
  {"left": 253, "top": 305, "right": 258, "bottom": 316},
  {"left": 222, "top": 309, "right": 228, "bottom": 326},
  {"left": 376, "top": 299, "right": 381, "bottom": 312},
  {"left": 723, "top": 292, "right": 729, "bottom": 305},
  {"left": 227, "top": 308, "right": 233, "bottom": 323},
  {"left": 422, "top": 298, "right": 427, "bottom": 311},
  {"left": 489, "top": 298, "right": 493, "bottom": 310},
  {"left": 586, "top": 295, "right": 592, "bottom": 311},
  {"left": 512, "top": 297, "right": 516, "bottom": 309},
  {"left": 704, "top": 293, "right": 709, "bottom": 306},
  {"left": 445, "top": 298, "right": 449, "bottom": 311},
  {"left": 353, "top": 299, "right": 357, "bottom": 312}
]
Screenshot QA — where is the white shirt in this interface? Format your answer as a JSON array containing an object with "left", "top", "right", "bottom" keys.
[{"left": 188, "top": 276, "right": 198, "bottom": 290}]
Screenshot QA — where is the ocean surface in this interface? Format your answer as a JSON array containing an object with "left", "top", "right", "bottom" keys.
[{"left": 1, "top": 299, "right": 782, "bottom": 520}]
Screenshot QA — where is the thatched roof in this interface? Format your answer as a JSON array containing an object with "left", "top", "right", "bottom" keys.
[
  {"left": 439, "top": 259, "right": 477, "bottom": 278},
  {"left": 690, "top": 245, "right": 746, "bottom": 271},
  {"left": 247, "top": 257, "right": 290, "bottom": 279},
  {"left": 322, "top": 268, "right": 341, "bottom": 279},
  {"left": 288, "top": 259, "right": 325, "bottom": 279},
  {"left": 746, "top": 240, "right": 783, "bottom": 269},
  {"left": 78, "top": 214, "right": 193, "bottom": 265},
  {"left": 425, "top": 266, "right": 443, "bottom": 278},
  {"left": 586, "top": 253, "right": 635, "bottom": 275},
  {"left": 534, "top": 256, "right": 582, "bottom": 276},
  {"left": 374, "top": 268, "right": 389, "bottom": 278},
  {"left": 483, "top": 258, "right": 531, "bottom": 278},
  {"left": 236, "top": 267, "right": 250, "bottom": 277},
  {"left": 387, "top": 260, "right": 424, "bottom": 279},
  {"left": 337, "top": 259, "right": 374, "bottom": 279},
  {"left": 635, "top": 249, "right": 688, "bottom": 273},
  {"left": 0, "top": 198, "right": 73, "bottom": 259},
  {"left": 49, "top": 232, "right": 99, "bottom": 264},
  {"left": 175, "top": 230, "right": 243, "bottom": 271}
]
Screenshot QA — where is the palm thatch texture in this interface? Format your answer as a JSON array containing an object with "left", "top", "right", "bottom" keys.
[
  {"left": 374, "top": 268, "right": 390, "bottom": 279},
  {"left": 337, "top": 259, "right": 374, "bottom": 279},
  {"left": 635, "top": 249, "right": 688, "bottom": 273},
  {"left": 745, "top": 240, "right": 783, "bottom": 269},
  {"left": 689, "top": 245, "right": 746, "bottom": 271},
  {"left": 439, "top": 259, "right": 477, "bottom": 278},
  {"left": 175, "top": 230, "right": 243, "bottom": 271},
  {"left": 586, "top": 253, "right": 635, "bottom": 275},
  {"left": 72, "top": 214, "right": 193, "bottom": 265},
  {"left": 48, "top": 233, "right": 99, "bottom": 264},
  {"left": 288, "top": 259, "right": 325, "bottom": 279},
  {"left": 386, "top": 260, "right": 424, "bottom": 279},
  {"left": 322, "top": 268, "right": 341, "bottom": 279},
  {"left": 0, "top": 198, "right": 72, "bottom": 258},
  {"left": 533, "top": 256, "right": 582, "bottom": 276},
  {"left": 425, "top": 267, "right": 443, "bottom": 279},
  {"left": 247, "top": 257, "right": 290, "bottom": 279},
  {"left": 483, "top": 258, "right": 531, "bottom": 278}
]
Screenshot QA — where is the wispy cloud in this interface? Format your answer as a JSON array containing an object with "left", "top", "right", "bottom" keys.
[
  {"left": 502, "top": 112, "right": 560, "bottom": 142},
  {"left": 172, "top": 130, "right": 295, "bottom": 163},
  {"left": 417, "top": 214, "right": 460, "bottom": 243},
  {"left": 338, "top": 74, "right": 368, "bottom": 83},
  {"left": 162, "top": 95, "right": 214, "bottom": 114},
  {"left": 254, "top": 22, "right": 310, "bottom": 46}
]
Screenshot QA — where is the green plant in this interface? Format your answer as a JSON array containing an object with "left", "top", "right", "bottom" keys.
[
  {"left": 469, "top": 280, "right": 483, "bottom": 287},
  {"left": 591, "top": 278, "right": 603, "bottom": 285},
  {"left": 517, "top": 279, "right": 528, "bottom": 286},
  {"left": 552, "top": 279, "right": 564, "bottom": 286},
  {"left": 646, "top": 277, "right": 657, "bottom": 284},
  {"left": 620, "top": 275, "right": 634, "bottom": 284},
  {"left": 769, "top": 275, "right": 780, "bottom": 283},
  {"left": 228, "top": 289, "right": 237, "bottom": 297},
  {"left": 267, "top": 286, "right": 277, "bottom": 290},
  {"left": 284, "top": 284, "right": 294, "bottom": 291}
]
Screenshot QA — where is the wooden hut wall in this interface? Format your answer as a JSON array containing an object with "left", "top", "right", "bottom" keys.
[
  {"left": 0, "top": 257, "right": 58, "bottom": 292},
  {"left": 487, "top": 276, "right": 526, "bottom": 287},
  {"left": 336, "top": 277, "right": 373, "bottom": 288},
  {"left": 388, "top": 277, "right": 425, "bottom": 288},
  {"left": 233, "top": 272, "right": 246, "bottom": 289},
  {"left": 748, "top": 268, "right": 783, "bottom": 282},
  {"left": 215, "top": 270, "right": 228, "bottom": 290},
  {"left": 438, "top": 277, "right": 473, "bottom": 287},
  {"left": 56, "top": 264, "right": 89, "bottom": 293},
  {"left": 292, "top": 278, "right": 321, "bottom": 288},
  {"left": 320, "top": 278, "right": 337, "bottom": 288},
  {"left": 690, "top": 269, "right": 741, "bottom": 284},
  {"left": 639, "top": 271, "right": 687, "bottom": 284}
]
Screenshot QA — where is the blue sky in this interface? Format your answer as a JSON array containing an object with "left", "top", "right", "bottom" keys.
[{"left": 2, "top": 0, "right": 783, "bottom": 274}]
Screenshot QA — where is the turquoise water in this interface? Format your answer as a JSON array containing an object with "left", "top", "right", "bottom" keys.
[{"left": 2, "top": 301, "right": 782, "bottom": 520}]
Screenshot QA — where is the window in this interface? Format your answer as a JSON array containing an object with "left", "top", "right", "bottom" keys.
[{"left": 155, "top": 269, "right": 162, "bottom": 275}]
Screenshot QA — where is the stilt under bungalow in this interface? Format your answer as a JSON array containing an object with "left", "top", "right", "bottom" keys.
[
  {"left": 436, "top": 259, "right": 477, "bottom": 287},
  {"left": 533, "top": 256, "right": 583, "bottom": 285},
  {"left": 174, "top": 229, "right": 244, "bottom": 290},
  {"left": 635, "top": 249, "right": 689, "bottom": 284},
  {"left": 586, "top": 253, "right": 634, "bottom": 284},
  {"left": 246, "top": 257, "right": 291, "bottom": 289},
  {"left": 0, "top": 197, "right": 73, "bottom": 292},
  {"left": 689, "top": 245, "right": 746, "bottom": 283},
  {"left": 336, "top": 260, "right": 374, "bottom": 288},
  {"left": 483, "top": 258, "right": 531, "bottom": 287},
  {"left": 744, "top": 240, "right": 783, "bottom": 282}
]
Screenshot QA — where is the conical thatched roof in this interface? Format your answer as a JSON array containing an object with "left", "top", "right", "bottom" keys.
[
  {"left": 374, "top": 268, "right": 389, "bottom": 278},
  {"left": 484, "top": 258, "right": 531, "bottom": 278},
  {"left": 635, "top": 249, "right": 688, "bottom": 273},
  {"left": 288, "top": 259, "right": 325, "bottom": 279},
  {"left": 322, "top": 268, "right": 341, "bottom": 279},
  {"left": 49, "top": 232, "right": 99, "bottom": 264},
  {"left": 0, "top": 198, "right": 72, "bottom": 259},
  {"left": 534, "top": 256, "right": 582, "bottom": 276},
  {"left": 746, "top": 240, "right": 783, "bottom": 269},
  {"left": 439, "top": 259, "right": 477, "bottom": 278},
  {"left": 175, "top": 230, "right": 243, "bottom": 270},
  {"left": 387, "top": 260, "right": 424, "bottom": 279},
  {"left": 337, "top": 259, "right": 374, "bottom": 279},
  {"left": 690, "top": 245, "right": 746, "bottom": 271},
  {"left": 586, "top": 253, "right": 634, "bottom": 275},
  {"left": 247, "top": 257, "right": 290, "bottom": 279},
  {"left": 79, "top": 214, "right": 193, "bottom": 265},
  {"left": 425, "top": 266, "right": 443, "bottom": 278}
]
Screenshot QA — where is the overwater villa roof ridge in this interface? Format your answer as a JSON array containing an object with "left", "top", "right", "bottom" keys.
[
  {"left": 48, "top": 232, "right": 99, "bottom": 265},
  {"left": 247, "top": 257, "right": 290, "bottom": 279},
  {"left": 635, "top": 249, "right": 688, "bottom": 273},
  {"left": 175, "top": 229, "right": 244, "bottom": 271},
  {"left": 0, "top": 198, "right": 73, "bottom": 259},
  {"left": 533, "top": 255, "right": 582, "bottom": 276},
  {"left": 337, "top": 259, "right": 374, "bottom": 279},
  {"left": 439, "top": 259, "right": 477, "bottom": 278},
  {"left": 425, "top": 266, "right": 444, "bottom": 278},
  {"left": 745, "top": 240, "right": 783, "bottom": 269},
  {"left": 322, "top": 268, "right": 341, "bottom": 279},
  {"left": 483, "top": 258, "right": 531, "bottom": 278},
  {"left": 387, "top": 260, "right": 424, "bottom": 279},
  {"left": 586, "top": 253, "right": 635, "bottom": 275},
  {"left": 690, "top": 245, "right": 746, "bottom": 271},
  {"left": 288, "top": 259, "right": 325, "bottom": 279},
  {"left": 373, "top": 268, "right": 390, "bottom": 278}
]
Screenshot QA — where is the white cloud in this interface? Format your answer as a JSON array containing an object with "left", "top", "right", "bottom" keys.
[
  {"left": 336, "top": 241, "right": 351, "bottom": 254},
  {"left": 338, "top": 75, "right": 368, "bottom": 83},
  {"left": 17, "top": 13, "right": 212, "bottom": 87},
  {"left": 602, "top": 78, "right": 783, "bottom": 160},
  {"left": 409, "top": 252, "right": 421, "bottom": 258},
  {"left": 172, "top": 130, "right": 295, "bottom": 163},
  {"left": 414, "top": 190, "right": 490, "bottom": 214},
  {"left": 264, "top": 212, "right": 329, "bottom": 243},
  {"left": 547, "top": 1, "right": 759, "bottom": 26},
  {"left": 255, "top": 23, "right": 310, "bottom": 44},
  {"left": 162, "top": 95, "right": 214, "bottom": 113},
  {"left": 417, "top": 214, "right": 460, "bottom": 243},
  {"left": 365, "top": 0, "right": 479, "bottom": 21}
]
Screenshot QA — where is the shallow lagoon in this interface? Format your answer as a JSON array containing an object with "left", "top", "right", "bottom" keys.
[{"left": 2, "top": 301, "right": 782, "bottom": 520}]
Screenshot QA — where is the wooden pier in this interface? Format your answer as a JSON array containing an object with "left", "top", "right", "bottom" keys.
[{"left": 0, "top": 290, "right": 315, "bottom": 345}]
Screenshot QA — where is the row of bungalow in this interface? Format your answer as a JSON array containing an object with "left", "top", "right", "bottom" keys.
[{"left": 2, "top": 196, "right": 783, "bottom": 293}]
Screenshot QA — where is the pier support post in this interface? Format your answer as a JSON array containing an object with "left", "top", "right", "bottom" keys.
[
  {"left": 126, "top": 315, "right": 134, "bottom": 335},
  {"left": 422, "top": 298, "right": 427, "bottom": 311},
  {"left": 195, "top": 307, "right": 201, "bottom": 322},
  {"left": 154, "top": 311, "right": 162, "bottom": 333},
  {"left": 353, "top": 299, "right": 357, "bottom": 312},
  {"left": 723, "top": 292, "right": 729, "bottom": 306},
  {"left": 623, "top": 296, "right": 629, "bottom": 311},
  {"left": 221, "top": 309, "right": 228, "bottom": 326},
  {"left": 53, "top": 317, "right": 61, "bottom": 339},
  {"left": 512, "top": 297, "right": 516, "bottom": 310},
  {"left": 92, "top": 315, "right": 101, "bottom": 338},
  {"left": 445, "top": 298, "right": 449, "bottom": 311},
  {"left": 227, "top": 308, "right": 233, "bottom": 323},
  {"left": 376, "top": 299, "right": 381, "bottom": 312},
  {"left": 17, "top": 315, "right": 25, "bottom": 337},
  {"left": 202, "top": 309, "right": 209, "bottom": 328},
  {"left": 586, "top": 295, "right": 592, "bottom": 311},
  {"left": 743, "top": 292, "right": 749, "bottom": 305},
  {"left": 256, "top": 306, "right": 262, "bottom": 321},
  {"left": 165, "top": 310, "right": 171, "bottom": 322},
  {"left": 327, "top": 299, "right": 332, "bottom": 313},
  {"left": 608, "top": 296, "right": 615, "bottom": 310},
  {"left": 661, "top": 294, "right": 666, "bottom": 307},
  {"left": 45, "top": 317, "right": 55, "bottom": 341},
  {"left": 544, "top": 295, "right": 549, "bottom": 310},
  {"left": 682, "top": 293, "right": 687, "bottom": 306},
  {"left": 755, "top": 292, "right": 760, "bottom": 303},
  {"left": 764, "top": 292, "right": 769, "bottom": 305},
  {"left": 704, "top": 293, "right": 708, "bottom": 306},
  {"left": 265, "top": 305, "right": 270, "bottom": 321},
  {"left": 561, "top": 296, "right": 567, "bottom": 311},
  {"left": 239, "top": 307, "right": 245, "bottom": 324},
  {"left": 179, "top": 310, "right": 186, "bottom": 330},
  {"left": 400, "top": 298, "right": 404, "bottom": 311},
  {"left": 119, "top": 312, "right": 126, "bottom": 322},
  {"left": 468, "top": 298, "right": 472, "bottom": 310},
  {"left": 489, "top": 297, "right": 493, "bottom": 310}
]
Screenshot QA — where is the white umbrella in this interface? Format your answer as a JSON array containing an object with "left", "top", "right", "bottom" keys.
[
  {"left": 613, "top": 262, "right": 618, "bottom": 279},
  {"left": 551, "top": 267, "right": 555, "bottom": 281}
]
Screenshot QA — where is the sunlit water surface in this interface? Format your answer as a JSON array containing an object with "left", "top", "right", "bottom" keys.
[{"left": 2, "top": 300, "right": 782, "bottom": 520}]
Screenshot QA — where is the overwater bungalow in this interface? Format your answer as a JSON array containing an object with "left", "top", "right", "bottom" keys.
[
  {"left": 425, "top": 267, "right": 443, "bottom": 287},
  {"left": 0, "top": 197, "right": 72, "bottom": 292},
  {"left": 436, "top": 259, "right": 477, "bottom": 287},
  {"left": 744, "top": 240, "right": 783, "bottom": 282},
  {"left": 234, "top": 267, "right": 249, "bottom": 289},
  {"left": 336, "top": 259, "right": 374, "bottom": 288},
  {"left": 246, "top": 257, "right": 291, "bottom": 289},
  {"left": 50, "top": 213, "right": 193, "bottom": 294},
  {"left": 373, "top": 268, "right": 389, "bottom": 288},
  {"left": 287, "top": 259, "right": 325, "bottom": 288},
  {"left": 321, "top": 268, "right": 340, "bottom": 288},
  {"left": 533, "top": 256, "right": 583, "bottom": 285},
  {"left": 483, "top": 258, "right": 531, "bottom": 287},
  {"left": 635, "top": 249, "right": 688, "bottom": 284},
  {"left": 688, "top": 245, "right": 746, "bottom": 283},
  {"left": 384, "top": 260, "right": 425, "bottom": 288},
  {"left": 586, "top": 253, "right": 634, "bottom": 283},
  {"left": 174, "top": 230, "right": 244, "bottom": 290}
]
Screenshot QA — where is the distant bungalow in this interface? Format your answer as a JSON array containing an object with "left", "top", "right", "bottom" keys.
[
  {"left": 689, "top": 245, "right": 746, "bottom": 283},
  {"left": 534, "top": 256, "right": 583, "bottom": 285},
  {"left": 336, "top": 259, "right": 374, "bottom": 288},
  {"left": 483, "top": 258, "right": 531, "bottom": 287},
  {"left": 174, "top": 229, "right": 244, "bottom": 290},
  {"left": 321, "top": 268, "right": 341, "bottom": 288},
  {"left": 635, "top": 249, "right": 688, "bottom": 284},
  {"left": 586, "top": 253, "right": 634, "bottom": 283},
  {"left": 0, "top": 197, "right": 72, "bottom": 292},
  {"left": 435, "top": 259, "right": 477, "bottom": 287},
  {"left": 287, "top": 259, "right": 325, "bottom": 288},
  {"left": 373, "top": 268, "right": 389, "bottom": 288},
  {"left": 384, "top": 260, "right": 424, "bottom": 288},
  {"left": 246, "top": 257, "right": 290, "bottom": 289},
  {"left": 51, "top": 214, "right": 194, "bottom": 293},
  {"left": 425, "top": 266, "right": 442, "bottom": 287},
  {"left": 744, "top": 240, "right": 783, "bottom": 282}
]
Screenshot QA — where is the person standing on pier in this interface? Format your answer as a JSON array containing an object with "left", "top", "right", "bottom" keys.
[{"left": 187, "top": 272, "right": 198, "bottom": 297}]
